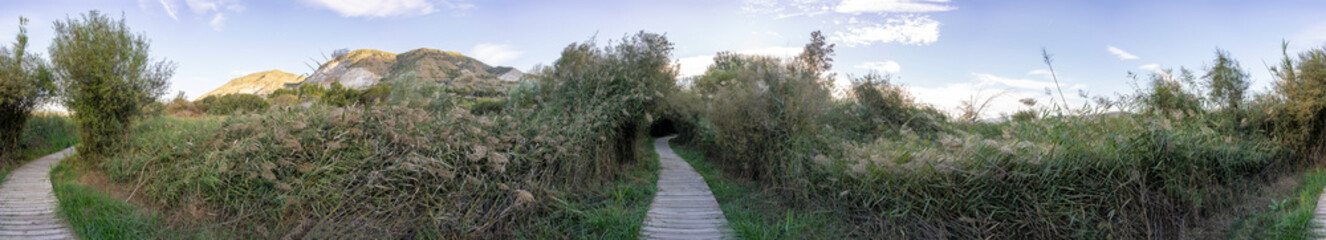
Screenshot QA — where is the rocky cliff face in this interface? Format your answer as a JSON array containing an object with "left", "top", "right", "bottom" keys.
[
  {"left": 306, "top": 49, "right": 396, "bottom": 89},
  {"left": 197, "top": 70, "right": 307, "bottom": 100}
]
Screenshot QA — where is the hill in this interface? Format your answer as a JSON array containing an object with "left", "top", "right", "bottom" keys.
[
  {"left": 307, "top": 48, "right": 524, "bottom": 90},
  {"left": 196, "top": 70, "right": 307, "bottom": 100}
]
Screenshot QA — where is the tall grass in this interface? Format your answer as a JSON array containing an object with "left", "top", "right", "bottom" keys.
[
  {"left": 1, "top": 114, "right": 77, "bottom": 182},
  {"left": 668, "top": 32, "right": 1300, "bottom": 238},
  {"left": 80, "top": 31, "right": 678, "bottom": 238}
]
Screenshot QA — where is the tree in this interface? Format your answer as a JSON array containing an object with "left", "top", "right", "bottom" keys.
[
  {"left": 49, "top": 11, "right": 174, "bottom": 160},
  {"left": 0, "top": 17, "right": 54, "bottom": 162},
  {"left": 1203, "top": 48, "right": 1250, "bottom": 110}
]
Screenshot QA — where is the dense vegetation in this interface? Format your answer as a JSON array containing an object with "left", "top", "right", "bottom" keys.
[
  {"left": 664, "top": 32, "right": 1320, "bottom": 238},
  {"left": 6, "top": 8, "right": 1326, "bottom": 239},
  {"left": 0, "top": 17, "right": 55, "bottom": 163},
  {"left": 64, "top": 32, "right": 677, "bottom": 238},
  {"left": 49, "top": 11, "right": 172, "bottom": 161}
]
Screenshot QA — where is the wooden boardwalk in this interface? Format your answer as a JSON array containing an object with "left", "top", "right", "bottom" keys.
[
  {"left": 0, "top": 147, "right": 76, "bottom": 240},
  {"left": 1316, "top": 185, "right": 1326, "bottom": 239},
  {"left": 641, "top": 136, "right": 734, "bottom": 240}
]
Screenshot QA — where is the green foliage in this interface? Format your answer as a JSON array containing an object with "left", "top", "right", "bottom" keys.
[
  {"left": 467, "top": 97, "right": 505, "bottom": 115},
  {"left": 0, "top": 16, "right": 55, "bottom": 162},
  {"left": 163, "top": 91, "right": 202, "bottom": 117},
  {"left": 49, "top": 10, "right": 174, "bottom": 161},
  {"left": 822, "top": 116, "right": 1289, "bottom": 238},
  {"left": 1204, "top": 48, "right": 1250, "bottom": 110},
  {"left": 195, "top": 93, "right": 269, "bottom": 115},
  {"left": 1270, "top": 43, "right": 1326, "bottom": 157},
  {"left": 1134, "top": 67, "right": 1204, "bottom": 115},
  {"left": 842, "top": 73, "right": 945, "bottom": 138},
  {"left": 51, "top": 160, "right": 162, "bottom": 239},
  {"left": 686, "top": 31, "right": 837, "bottom": 183},
  {"left": 1226, "top": 169, "right": 1326, "bottom": 240},
  {"left": 1, "top": 115, "right": 76, "bottom": 182},
  {"left": 533, "top": 31, "right": 678, "bottom": 163}
]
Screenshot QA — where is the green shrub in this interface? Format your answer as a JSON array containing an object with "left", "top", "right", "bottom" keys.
[
  {"left": 532, "top": 31, "right": 678, "bottom": 164},
  {"left": 1270, "top": 43, "right": 1326, "bottom": 157},
  {"left": 196, "top": 93, "right": 269, "bottom": 115},
  {"left": 0, "top": 17, "right": 54, "bottom": 163},
  {"left": 49, "top": 10, "right": 173, "bottom": 161},
  {"left": 468, "top": 97, "right": 505, "bottom": 115}
]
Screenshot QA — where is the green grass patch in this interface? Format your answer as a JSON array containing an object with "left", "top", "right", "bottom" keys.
[
  {"left": 671, "top": 141, "right": 852, "bottom": 239},
  {"left": 1, "top": 115, "right": 78, "bottom": 184},
  {"left": 50, "top": 154, "right": 162, "bottom": 239},
  {"left": 1226, "top": 168, "right": 1326, "bottom": 240},
  {"left": 515, "top": 137, "right": 661, "bottom": 239}
]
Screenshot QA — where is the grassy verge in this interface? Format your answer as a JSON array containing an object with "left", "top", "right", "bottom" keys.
[
  {"left": 50, "top": 154, "right": 162, "bottom": 239},
  {"left": 671, "top": 141, "right": 852, "bottom": 239},
  {"left": 1, "top": 115, "right": 77, "bottom": 183},
  {"left": 1226, "top": 168, "right": 1326, "bottom": 240},
  {"left": 516, "top": 137, "right": 661, "bottom": 239}
]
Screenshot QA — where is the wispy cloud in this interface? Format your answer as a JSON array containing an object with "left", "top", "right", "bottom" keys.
[
  {"left": 744, "top": 0, "right": 955, "bottom": 47},
  {"left": 209, "top": 13, "right": 226, "bottom": 31},
  {"left": 675, "top": 47, "right": 803, "bottom": 78},
  {"left": 302, "top": 0, "right": 474, "bottom": 18},
  {"left": 471, "top": 43, "right": 523, "bottom": 66},
  {"left": 156, "top": 0, "right": 241, "bottom": 31},
  {"left": 907, "top": 73, "right": 1088, "bottom": 119},
  {"left": 856, "top": 61, "right": 901, "bottom": 73},
  {"left": 832, "top": 15, "right": 940, "bottom": 46},
  {"left": 834, "top": 0, "right": 956, "bottom": 14},
  {"left": 158, "top": 0, "right": 180, "bottom": 20},
  {"left": 1107, "top": 45, "right": 1139, "bottom": 60},
  {"left": 1027, "top": 69, "right": 1053, "bottom": 79}
]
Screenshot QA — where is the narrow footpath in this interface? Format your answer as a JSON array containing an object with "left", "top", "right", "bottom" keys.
[
  {"left": 0, "top": 147, "right": 76, "bottom": 240},
  {"left": 1316, "top": 185, "right": 1326, "bottom": 239},
  {"left": 640, "top": 136, "right": 734, "bottom": 240}
]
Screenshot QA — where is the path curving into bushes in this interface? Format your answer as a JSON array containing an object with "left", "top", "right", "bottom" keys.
[
  {"left": 640, "top": 136, "right": 734, "bottom": 240},
  {"left": 0, "top": 147, "right": 76, "bottom": 240}
]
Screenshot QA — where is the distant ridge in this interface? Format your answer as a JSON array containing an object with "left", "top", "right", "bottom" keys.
[{"left": 197, "top": 70, "right": 306, "bottom": 100}]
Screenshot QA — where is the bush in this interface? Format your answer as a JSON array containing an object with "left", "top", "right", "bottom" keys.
[
  {"left": 468, "top": 97, "right": 505, "bottom": 115},
  {"left": 49, "top": 10, "right": 173, "bottom": 161},
  {"left": 0, "top": 17, "right": 54, "bottom": 162},
  {"left": 532, "top": 31, "right": 678, "bottom": 164},
  {"left": 196, "top": 93, "right": 269, "bottom": 115},
  {"left": 842, "top": 73, "right": 945, "bottom": 138},
  {"left": 1271, "top": 43, "right": 1326, "bottom": 157},
  {"left": 1133, "top": 67, "right": 1204, "bottom": 115}
]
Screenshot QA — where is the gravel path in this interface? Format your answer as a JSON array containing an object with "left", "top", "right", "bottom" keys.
[
  {"left": 640, "top": 136, "right": 734, "bottom": 240},
  {"left": 0, "top": 147, "right": 76, "bottom": 240}
]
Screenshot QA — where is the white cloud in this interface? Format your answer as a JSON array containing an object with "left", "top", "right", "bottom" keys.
[
  {"left": 471, "top": 43, "right": 523, "bottom": 66},
  {"left": 209, "top": 13, "right": 226, "bottom": 31},
  {"left": 156, "top": 0, "right": 241, "bottom": 31},
  {"left": 301, "top": 0, "right": 472, "bottom": 18},
  {"left": 158, "top": 0, "right": 180, "bottom": 20},
  {"left": 1138, "top": 64, "right": 1160, "bottom": 71},
  {"left": 831, "top": 15, "right": 940, "bottom": 46},
  {"left": 907, "top": 73, "right": 1089, "bottom": 119},
  {"left": 1107, "top": 45, "right": 1139, "bottom": 60},
  {"left": 1027, "top": 69, "right": 1053, "bottom": 78},
  {"left": 856, "top": 61, "right": 901, "bottom": 73},
  {"left": 674, "top": 47, "right": 803, "bottom": 77},
  {"left": 834, "top": 0, "right": 956, "bottom": 14}
]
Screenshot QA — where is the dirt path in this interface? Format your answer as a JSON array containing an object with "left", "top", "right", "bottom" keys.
[
  {"left": 0, "top": 147, "right": 76, "bottom": 240},
  {"left": 640, "top": 136, "right": 734, "bottom": 240}
]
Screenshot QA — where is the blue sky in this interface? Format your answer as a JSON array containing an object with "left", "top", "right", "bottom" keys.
[{"left": 3, "top": 0, "right": 1326, "bottom": 117}]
